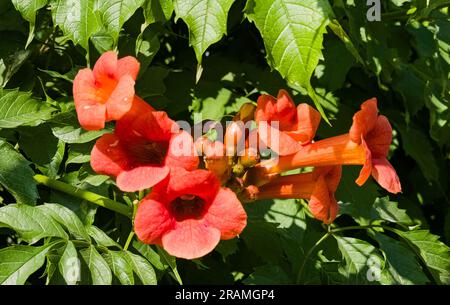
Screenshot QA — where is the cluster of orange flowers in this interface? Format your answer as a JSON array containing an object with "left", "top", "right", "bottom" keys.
[{"left": 73, "top": 52, "right": 401, "bottom": 259}]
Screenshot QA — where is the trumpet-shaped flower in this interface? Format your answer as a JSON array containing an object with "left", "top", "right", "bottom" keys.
[
  {"left": 255, "top": 90, "right": 321, "bottom": 156},
  {"left": 249, "top": 166, "right": 341, "bottom": 224},
  {"left": 134, "top": 168, "right": 247, "bottom": 259},
  {"left": 90, "top": 110, "right": 199, "bottom": 192},
  {"left": 73, "top": 51, "right": 140, "bottom": 130},
  {"left": 247, "top": 99, "right": 401, "bottom": 194}
]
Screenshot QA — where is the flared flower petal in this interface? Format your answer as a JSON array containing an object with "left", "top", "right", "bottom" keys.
[
  {"left": 116, "top": 165, "right": 170, "bottom": 192},
  {"left": 92, "top": 51, "right": 119, "bottom": 81},
  {"left": 204, "top": 188, "right": 247, "bottom": 239},
  {"left": 105, "top": 75, "right": 135, "bottom": 120},
  {"left": 115, "top": 95, "right": 154, "bottom": 128},
  {"left": 160, "top": 168, "right": 220, "bottom": 203},
  {"left": 365, "top": 115, "right": 392, "bottom": 158},
  {"left": 255, "top": 90, "right": 321, "bottom": 155},
  {"left": 257, "top": 122, "right": 303, "bottom": 156},
  {"left": 349, "top": 98, "right": 378, "bottom": 144},
  {"left": 117, "top": 111, "right": 176, "bottom": 143},
  {"left": 164, "top": 131, "right": 199, "bottom": 172},
  {"left": 285, "top": 103, "right": 321, "bottom": 143},
  {"left": 134, "top": 196, "right": 174, "bottom": 245},
  {"left": 255, "top": 90, "right": 296, "bottom": 130},
  {"left": 309, "top": 175, "right": 339, "bottom": 224},
  {"left": 73, "top": 69, "right": 107, "bottom": 130},
  {"left": 116, "top": 56, "right": 140, "bottom": 80},
  {"left": 355, "top": 138, "right": 372, "bottom": 186},
  {"left": 90, "top": 133, "right": 130, "bottom": 177},
  {"left": 372, "top": 158, "right": 402, "bottom": 194},
  {"left": 161, "top": 219, "right": 221, "bottom": 259}
]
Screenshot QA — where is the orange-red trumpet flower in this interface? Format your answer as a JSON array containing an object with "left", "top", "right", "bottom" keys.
[
  {"left": 255, "top": 89, "right": 321, "bottom": 156},
  {"left": 248, "top": 166, "right": 342, "bottom": 224},
  {"left": 247, "top": 99, "right": 401, "bottom": 194},
  {"left": 73, "top": 51, "right": 145, "bottom": 130}
]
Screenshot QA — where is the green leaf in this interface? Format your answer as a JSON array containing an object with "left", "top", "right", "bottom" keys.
[
  {"left": 245, "top": 0, "right": 333, "bottom": 119},
  {"left": 0, "top": 89, "right": 54, "bottom": 128},
  {"left": 0, "top": 50, "right": 31, "bottom": 88},
  {"left": 132, "top": 240, "right": 165, "bottom": 271},
  {"left": 38, "top": 140, "right": 65, "bottom": 179},
  {"left": 371, "top": 197, "right": 413, "bottom": 225},
  {"left": 19, "top": 125, "right": 58, "bottom": 165},
  {"left": 90, "top": 29, "right": 115, "bottom": 53},
  {"left": 38, "top": 68, "right": 74, "bottom": 83},
  {"left": 104, "top": 251, "right": 135, "bottom": 285},
  {"left": 50, "top": 111, "right": 110, "bottom": 144},
  {"left": 50, "top": 0, "right": 101, "bottom": 50},
  {"left": 173, "top": 0, "right": 235, "bottom": 63},
  {"left": 96, "top": 0, "right": 145, "bottom": 46},
  {"left": 18, "top": 124, "right": 61, "bottom": 168},
  {"left": 335, "top": 236, "right": 383, "bottom": 284},
  {"left": 156, "top": 246, "right": 182, "bottom": 284},
  {"left": 0, "top": 243, "right": 57, "bottom": 285},
  {"left": 49, "top": 194, "right": 98, "bottom": 228},
  {"left": 0, "top": 204, "right": 68, "bottom": 243},
  {"left": 88, "top": 226, "right": 121, "bottom": 249},
  {"left": 66, "top": 142, "right": 93, "bottom": 165},
  {"left": 142, "top": 0, "right": 174, "bottom": 25},
  {"left": 399, "top": 230, "right": 450, "bottom": 284},
  {"left": 59, "top": 241, "right": 81, "bottom": 285},
  {"left": 124, "top": 251, "right": 157, "bottom": 285},
  {"left": 0, "top": 139, "right": 39, "bottom": 204},
  {"left": 45, "top": 251, "right": 65, "bottom": 285},
  {"left": 135, "top": 25, "right": 161, "bottom": 74},
  {"left": 244, "top": 265, "right": 291, "bottom": 284},
  {"left": 191, "top": 87, "right": 231, "bottom": 123},
  {"left": 37, "top": 203, "right": 91, "bottom": 241},
  {"left": 374, "top": 233, "right": 429, "bottom": 285},
  {"left": 79, "top": 245, "right": 112, "bottom": 285},
  {"left": 11, "top": 0, "right": 48, "bottom": 48}
]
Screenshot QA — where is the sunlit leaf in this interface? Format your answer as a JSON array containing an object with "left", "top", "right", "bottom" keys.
[
  {"left": 0, "top": 139, "right": 39, "bottom": 205},
  {"left": 173, "top": 0, "right": 235, "bottom": 63}
]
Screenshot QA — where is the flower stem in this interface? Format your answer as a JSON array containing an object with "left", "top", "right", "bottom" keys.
[
  {"left": 34, "top": 174, "right": 132, "bottom": 218},
  {"left": 123, "top": 231, "right": 135, "bottom": 251}
]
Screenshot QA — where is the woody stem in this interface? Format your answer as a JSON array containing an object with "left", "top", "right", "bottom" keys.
[{"left": 33, "top": 174, "right": 132, "bottom": 218}]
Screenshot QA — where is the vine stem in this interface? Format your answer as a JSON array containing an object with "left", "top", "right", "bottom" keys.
[
  {"left": 123, "top": 231, "right": 135, "bottom": 251},
  {"left": 34, "top": 174, "right": 132, "bottom": 218}
]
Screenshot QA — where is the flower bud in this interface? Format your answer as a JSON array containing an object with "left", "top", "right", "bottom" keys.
[
  {"left": 224, "top": 121, "right": 245, "bottom": 156},
  {"left": 238, "top": 103, "right": 256, "bottom": 122},
  {"left": 203, "top": 141, "right": 231, "bottom": 184}
]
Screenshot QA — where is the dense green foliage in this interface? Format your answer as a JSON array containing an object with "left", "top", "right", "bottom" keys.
[{"left": 0, "top": 0, "right": 449, "bottom": 285}]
